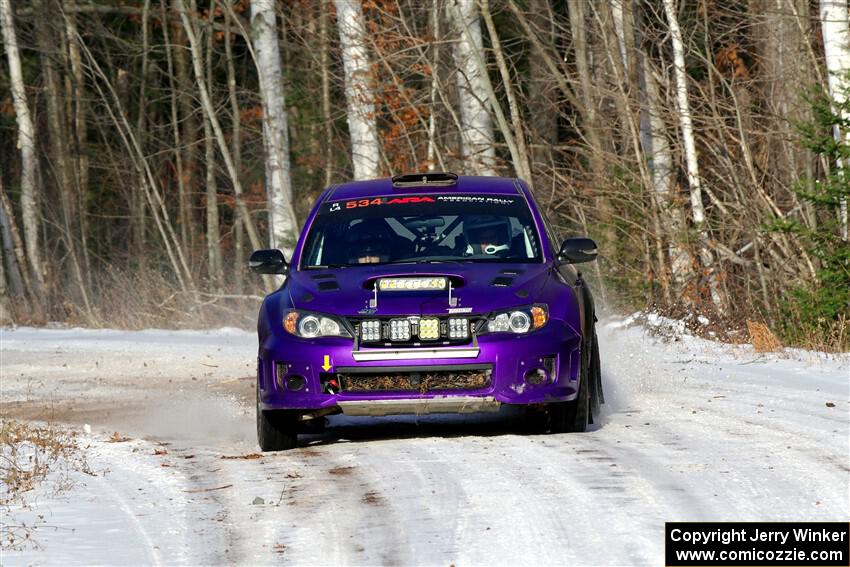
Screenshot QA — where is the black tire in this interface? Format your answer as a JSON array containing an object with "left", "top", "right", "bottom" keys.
[
  {"left": 589, "top": 329, "right": 602, "bottom": 417},
  {"left": 257, "top": 389, "right": 298, "bottom": 451},
  {"left": 523, "top": 406, "right": 550, "bottom": 433},
  {"left": 549, "top": 337, "right": 592, "bottom": 433}
]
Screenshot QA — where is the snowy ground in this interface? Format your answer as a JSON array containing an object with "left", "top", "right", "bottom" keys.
[{"left": 1, "top": 321, "right": 848, "bottom": 566}]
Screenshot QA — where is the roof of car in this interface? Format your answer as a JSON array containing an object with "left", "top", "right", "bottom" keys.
[{"left": 326, "top": 174, "right": 523, "bottom": 202}]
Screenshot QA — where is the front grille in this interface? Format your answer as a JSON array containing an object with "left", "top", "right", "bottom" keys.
[{"left": 328, "top": 365, "right": 492, "bottom": 394}]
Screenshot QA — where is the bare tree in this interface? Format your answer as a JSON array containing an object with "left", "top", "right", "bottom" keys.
[
  {"left": 820, "top": 0, "right": 850, "bottom": 241},
  {"left": 0, "top": 175, "right": 26, "bottom": 302},
  {"left": 1, "top": 0, "right": 45, "bottom": 296},
  {"left": 172, "top": 0, "right": 199, "bottom": 256},
  {"left": 479, "top": 0, "right": 531, "bottom": 182},
  {"left": 175, "top": 0, "right": 264, "bottom": 254},
  {"left": 663, "top": 0, "right": 725, "bottom": 313},
  {"left": 635, "top": 8, "right": 694, "bottom": 299},
  {"left": 251, "top": 0, "right": 300, "bottom": 251},
  {"left": 34, "top": 0, "right": 92, "bottom": 316},
  {"left": 335, "top": 0, "right": 381, "bottom": 179},
  {"left": 320, "top": 0, "right": 334, "bottom": 185},
  {"left": 205, "top": 0, "right": 222, "bottom": 288},
  {"left": 448, "top": 0, "right": 496, "bottom": 175}
]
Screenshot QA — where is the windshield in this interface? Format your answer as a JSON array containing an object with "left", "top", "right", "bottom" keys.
[{"left": 301, "top": 193, "right": 542, "bottom": 268}]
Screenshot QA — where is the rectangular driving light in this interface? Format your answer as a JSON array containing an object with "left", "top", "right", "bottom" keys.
[
  {"left": 418, "top": 317, "right": 440, "bottom": 340},
  {"left": 389, "top": 319, "right": 411, "bottom": 341},
  {"left": 378, "top": 277, "right": 447, "bottom": 291},
  {"left": 360, "top": 320, "right": 381, "bottom": 342},
  {"left": 448, "top": 318, "right": 469, "bottom": 339}
]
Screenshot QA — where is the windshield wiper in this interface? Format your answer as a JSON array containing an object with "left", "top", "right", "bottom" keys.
[
  {"left": 378, "top": 259, "right": 460, "bottom": 265},
  {"left": 306, "top": 263, "right": 349, "bottom": 269}
]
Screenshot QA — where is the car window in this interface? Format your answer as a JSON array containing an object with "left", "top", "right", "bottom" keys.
[{"left": 302, "top": 193, "right": 542, "bottom": 268}]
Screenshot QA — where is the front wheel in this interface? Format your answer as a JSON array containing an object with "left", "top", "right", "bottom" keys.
[
  {"left": 548, "top": 333, "right": 594, "bottom": 433},
  {"left": 257, "top": 390, "right": 298, "bottom": 451},
  {"left": 589, "top": 329, "right": 603, "bottom": 417},
  {"left": 549, "top": 372, "right": 590, "bottom": 433}
]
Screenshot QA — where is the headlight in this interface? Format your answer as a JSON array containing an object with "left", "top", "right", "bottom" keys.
[
  {"left": 486, "top": 304, "right": 548, "bottom": 334},
  {"left": 283, "top": 310, "right": 351, "bottom": 338}
]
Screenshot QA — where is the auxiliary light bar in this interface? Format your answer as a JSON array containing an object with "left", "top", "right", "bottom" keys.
[{"left": 378, "top": 277, "right": 447, "bottom": 291}]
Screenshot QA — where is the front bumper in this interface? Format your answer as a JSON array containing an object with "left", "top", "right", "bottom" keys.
[{"left": 257, "top": 322, "right": 583, "bottom": 414}]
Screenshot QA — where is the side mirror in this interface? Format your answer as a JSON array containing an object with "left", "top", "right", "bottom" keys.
[
  {"left": 249, "top": 249, "right": 288, "bottom": 274},
  {"left": 558, "top": 237, "right": 598, "bottom": 264}
]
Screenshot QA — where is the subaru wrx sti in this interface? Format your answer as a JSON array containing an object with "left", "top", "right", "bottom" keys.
[{"left": 250, "top": 172, "right": 602, "bottom": 451}]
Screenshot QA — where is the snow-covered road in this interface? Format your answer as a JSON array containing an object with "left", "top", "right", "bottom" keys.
[{"left": 1, "top": 321, "right": 848, "bottom": 565}]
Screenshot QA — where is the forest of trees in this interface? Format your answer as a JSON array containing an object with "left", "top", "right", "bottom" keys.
[{"left": 0, "top": 0, "right": 848, "bottom": 350}]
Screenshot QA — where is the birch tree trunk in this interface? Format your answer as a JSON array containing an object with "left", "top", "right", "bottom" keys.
[
  {"left": 448, "top": 0, "right": 496, "bottom": 175},
  {"left": 820, "top": 0, "right": 850, "bottom": 241},
  {"left": 251, "top": 0, "right": 300, "bottom": 251},
  {"left": 638, "top": 52, "right": 695, "bottom": 298},
  {"left": 334, "top": 0, "right": 381, "bottom": 180},
  {"left": 663, "top": 0, "right": 725, "bottom": 314},
  {"left": 1, "top": 0, "right": 45, "bottom": 296}
]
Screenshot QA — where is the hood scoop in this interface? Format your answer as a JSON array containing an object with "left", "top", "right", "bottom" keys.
[
  {"left": 490, "top": 276, "right": 514, "bottom": 287},
  {"left": 317, "top": 279, "right": 340, "bottom": 291}
]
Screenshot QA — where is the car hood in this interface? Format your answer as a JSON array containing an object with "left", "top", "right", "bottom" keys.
[{"left": 286, "top": 262, "right": 551, "bottom": 317}]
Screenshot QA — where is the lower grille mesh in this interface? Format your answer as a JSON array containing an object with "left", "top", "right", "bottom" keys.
[{"left": 340, "top": 368, "right": 491, "bottom": 394}]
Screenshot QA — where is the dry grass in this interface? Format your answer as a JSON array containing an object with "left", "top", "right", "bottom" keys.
[
  {"left": 804, "top": 314, "right": 850, "bottom": 353},
  {"left": 746, "top": 320, "right": 783, "bottom": 353},
  {"left": 5, "top": 266, "right": 263, "bottom": 330},
  {"left": 1, "top": 420, "right": 90, "bottom": 550}
]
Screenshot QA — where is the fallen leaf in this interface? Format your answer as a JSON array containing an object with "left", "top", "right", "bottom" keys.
[{"left": 221, "top": 453, "right": 262, "bottom": 460}]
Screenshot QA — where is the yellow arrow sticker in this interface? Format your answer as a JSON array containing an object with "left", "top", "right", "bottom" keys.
[{"left": 321, "top": 354, "right": 332, "bottom": 371}]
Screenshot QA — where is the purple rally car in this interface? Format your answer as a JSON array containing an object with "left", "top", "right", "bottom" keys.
[{"left": 249, "top": 172, "right": 603, "bottom": 451}]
